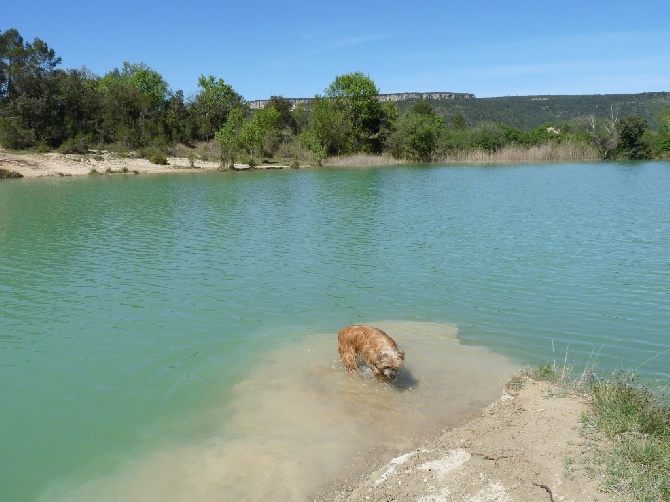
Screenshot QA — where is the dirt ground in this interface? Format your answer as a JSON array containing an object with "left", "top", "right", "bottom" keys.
[
  {"left": 0, "top": 150, "right": 402, "bottom": 178},
  {"left": 0, "top": 150, "right": 282, "bottom": 177},
  {"left": 314, "top": 379, "right": 613, "bottom": 502}
]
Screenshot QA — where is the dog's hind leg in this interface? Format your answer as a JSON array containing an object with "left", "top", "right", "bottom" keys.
[{"left": 338, "top": 345, "right": 359, "bottom": 373}]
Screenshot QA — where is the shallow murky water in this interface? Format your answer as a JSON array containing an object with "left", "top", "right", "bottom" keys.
[{"left": 40, "top": 322, "right": 518, "bottom": 501}]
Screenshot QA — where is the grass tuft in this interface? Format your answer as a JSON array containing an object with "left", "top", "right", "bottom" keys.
[
  {"left": 519, "top": 354, "right": 670, "bottom": 501},
  {"left": 586, "top": 373, "right": 670, "bottom": 500}
]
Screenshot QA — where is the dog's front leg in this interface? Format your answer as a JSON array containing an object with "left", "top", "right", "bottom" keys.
[{"left": 366, "top": 361, "right": 382, "bottom": 377}]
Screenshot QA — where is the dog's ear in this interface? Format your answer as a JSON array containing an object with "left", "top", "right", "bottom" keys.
[{"left": 398, "top": 350, "right": 405, "bottom": 361}]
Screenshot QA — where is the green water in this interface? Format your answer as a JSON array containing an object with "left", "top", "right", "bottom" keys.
[{"left": 1, "top": 163, "right": 669, "bottom": 500}]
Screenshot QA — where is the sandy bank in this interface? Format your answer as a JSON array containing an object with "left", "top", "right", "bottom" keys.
[
  {"left": 315, "top": 378, "right": 607, "bottom": 501},
  {"left": 0, "top": 150, "right": 290, "bottom": 178}
]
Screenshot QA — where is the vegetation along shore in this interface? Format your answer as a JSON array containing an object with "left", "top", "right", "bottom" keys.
[
  {"left": 1, "top": 27, "right": 670, "bottom": 177},
  {"left": 318, "top": 364, "right": 670, "bottom": 501}
]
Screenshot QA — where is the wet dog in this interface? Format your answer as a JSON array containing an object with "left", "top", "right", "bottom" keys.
[{"left": 338, "top": 324, "right": 405, "bottom": 379}]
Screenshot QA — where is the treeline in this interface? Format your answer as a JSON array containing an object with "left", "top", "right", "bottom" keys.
[
  {"left": 2, "top": 27, "right": 670, "bottom": 166},
  {"left": 412, "top": 92, "right": 670, "bottom": 131}
]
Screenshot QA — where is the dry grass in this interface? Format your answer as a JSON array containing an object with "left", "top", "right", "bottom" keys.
[
  {"left": 322, "top": 154, "right": 406, "bottom": 167},
  {"left": 440, "top": 143, "right": 601, "bottom": 163},
  {"left": 320, "top": 143, "right": 600, "bottom": 167}
]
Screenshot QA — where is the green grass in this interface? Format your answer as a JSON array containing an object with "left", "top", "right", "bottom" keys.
[
  {"left": 520, "top": 360, "right": 670, "bottom": 501},
  {"left": 587, "top": 374, "right": 670, "bottom": 500}
]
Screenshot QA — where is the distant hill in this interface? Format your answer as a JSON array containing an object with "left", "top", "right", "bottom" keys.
[
  {"left": 412, "top": 92, "right": 670, "bottom": 130},
  {"left": 250, "top": 92, "right": 670, "bottom": 131}
]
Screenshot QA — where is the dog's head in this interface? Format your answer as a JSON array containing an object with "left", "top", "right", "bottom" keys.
[{"left": 376, "top": 349, "right": 405, "bottom": 379}]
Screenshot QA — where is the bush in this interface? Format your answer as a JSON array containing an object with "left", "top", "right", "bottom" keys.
[
  {"left": 0, "top": 118, "right": 35, "bottom": 150},
  {"left": 139, "top": 147, "right": 168, "bottom": 165},
  {"left": 0, "top": 168, "right": 24, "bottom": 179},
  {"left": 149, "top": 152, "right": 168, "bottom": 165},
  {"left": 187, "top": 151, "right": 197, "bottom": 168},
  {"left": 615, "top": 116, "right": 652, "bottom": 160},
  {"left": 59, "top": 135, "right": 90, "bottom": 154}
]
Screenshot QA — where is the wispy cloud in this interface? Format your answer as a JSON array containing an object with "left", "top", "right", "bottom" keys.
[
  {"left": 328, "top": 34, "right": 390, "bottom": 49},
  {"left": 272, "top": 33, "right": 392, "bottom": 65}
]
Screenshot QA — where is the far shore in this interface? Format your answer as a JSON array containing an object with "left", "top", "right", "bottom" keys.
[
  {"left": 0, "top": 149, "right": 252, "bottom": 178},
  {"left": 1, "top": 143, "right": 605, "bottom": 179},
  {"left": 0, "top": 150, "right": 404, "bottom": 178}
]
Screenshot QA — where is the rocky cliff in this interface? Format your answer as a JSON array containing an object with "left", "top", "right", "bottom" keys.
[{"left": 248, "top": 92, "right": 474, "bottom": 110}]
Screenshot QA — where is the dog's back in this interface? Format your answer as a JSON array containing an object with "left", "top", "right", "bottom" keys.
[{"left": 338, "top": 324, "right": 398, "bottom": 352}]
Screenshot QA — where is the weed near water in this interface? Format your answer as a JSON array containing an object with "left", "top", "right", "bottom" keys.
[
  {"left": 518, "top": 356, "right": 670, "bottom": 501},
  {"left": 586, "top": 373, "right": 670, "bottom": 500}
]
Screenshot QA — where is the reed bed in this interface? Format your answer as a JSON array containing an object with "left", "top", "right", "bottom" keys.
[
  {"left": 440, "top": 142, "right": 601, "bottom": 163},
  {"left": 323, "top": 154, "right": 406, "bottom": 167},
  {"left": 323, "top": 143, "right": 601, "bottom": 167}
]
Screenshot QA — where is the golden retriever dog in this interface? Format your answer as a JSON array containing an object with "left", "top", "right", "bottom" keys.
[{"left": 338, "top": 324, "right": 405, "bottom": 379}]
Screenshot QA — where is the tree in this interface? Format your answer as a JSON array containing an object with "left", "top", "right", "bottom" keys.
[
  {"left": 304, "top": 96, "right": 347, "bottom": 156},
  {"left": 323, "top": 72, "right": 383, "bottom": 153},
  {"left": 586, "top": 113, "right": 617, "bottom": 159},
  {"left": 451, "top": 112, "right": 467, "bottom": 131},
  {"left": 412, "top": 100, "right": 433, "bottom": 116},
  {"left": 162, "top": 90, "right": 191, "bottom": 144},
  {"left": 237, "top": 107, "right": 281, "bottom": 163},
  {"left": 191, "top": 75, "right": 243, "bottom": 141},
  {"left": 0, "top": 28, "right": 61, "bottom": 101},
  {"left": 265, "top": 96, "right": 294, "bottom": 130},
  {"left": 378, "top": 100, "right": 399, "bottom": 148},
  {"left": 616, "top": 116, "right": 651, "bottom": 160},
  {"left": 97, "top": 62, "right": 171, "bottom": 147},
  {"left": 386, "top": 105, "right": 446, "bottom": 161},
  {"left": 291, "top": 102, "right": 309, "bottom": 135},
  {"left": 0, "top": 28, "right": 66, "bottom": 148},
  {"left": 469, "top": 123, "right": 504, "bottom": 153},
  {"left": 651, "top": 108, "right": 670, "bottom": 156}
]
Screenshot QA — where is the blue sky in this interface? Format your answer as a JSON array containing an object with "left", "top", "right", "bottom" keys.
[{"left": 4, "top": 0, "right": 669, "bottom": 100}]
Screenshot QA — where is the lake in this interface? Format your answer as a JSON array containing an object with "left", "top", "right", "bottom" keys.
[{"left": 1, "top": 162, "right": 668, "bottom": 500}]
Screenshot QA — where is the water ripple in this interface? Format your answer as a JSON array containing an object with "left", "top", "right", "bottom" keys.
[{"left": 1, "top": 164, "right": 669, "bottom": 501}]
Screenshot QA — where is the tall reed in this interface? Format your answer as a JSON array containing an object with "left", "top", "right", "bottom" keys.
[{"left": 440, "top": 142, "right": 601, "bottom": 163}]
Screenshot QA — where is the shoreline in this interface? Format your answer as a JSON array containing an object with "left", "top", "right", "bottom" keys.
[
  {"left": 315, "top": 377, "right": 607, "bottom": 501},
  {"left": 0, "top": 150, "right": 295, "bottom": 178},
  {"left": 0, "top": 149, "right": 607, "bottom": 179}
]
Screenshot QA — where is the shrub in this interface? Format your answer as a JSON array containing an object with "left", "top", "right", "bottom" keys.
[
  {"left": 140, "top": 147, "right": 168, "bottom": 165},
  {"left": 0, "top": 168, "right": 24, "bottom": 179},
  {"left": 187, "top": 151, "right": 197, "bottom": 168},
  {"left": 59, "top": 135, "right": 89, "bottom": 154},
  {"left": 245, "top": 155, "right": 257, "bottom": 168},
  {"left": 0, "top": 118, "right": 35, "bottom": 150},
  {"left": 150, "top": 152, "right": 168, "bottom": 165}
]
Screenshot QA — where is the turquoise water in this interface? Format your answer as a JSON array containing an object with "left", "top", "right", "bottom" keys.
[{"left": 1, "top": 163, "right": 669, "bottom": 500}]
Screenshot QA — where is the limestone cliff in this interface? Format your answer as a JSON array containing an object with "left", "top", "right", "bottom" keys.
[{"left": 248, "top": 92, "right": 474, "bottom": 110}]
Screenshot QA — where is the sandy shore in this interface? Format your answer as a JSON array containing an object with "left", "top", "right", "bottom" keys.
[
  {"left": 314, "top": 378, "right": 609, "bottom": 501},
  {"left": 0, "top": 150, "right": 291, "bottom": 178},
  {"left": 0, "top": 150, "right": 408, "bottom": 178}
]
